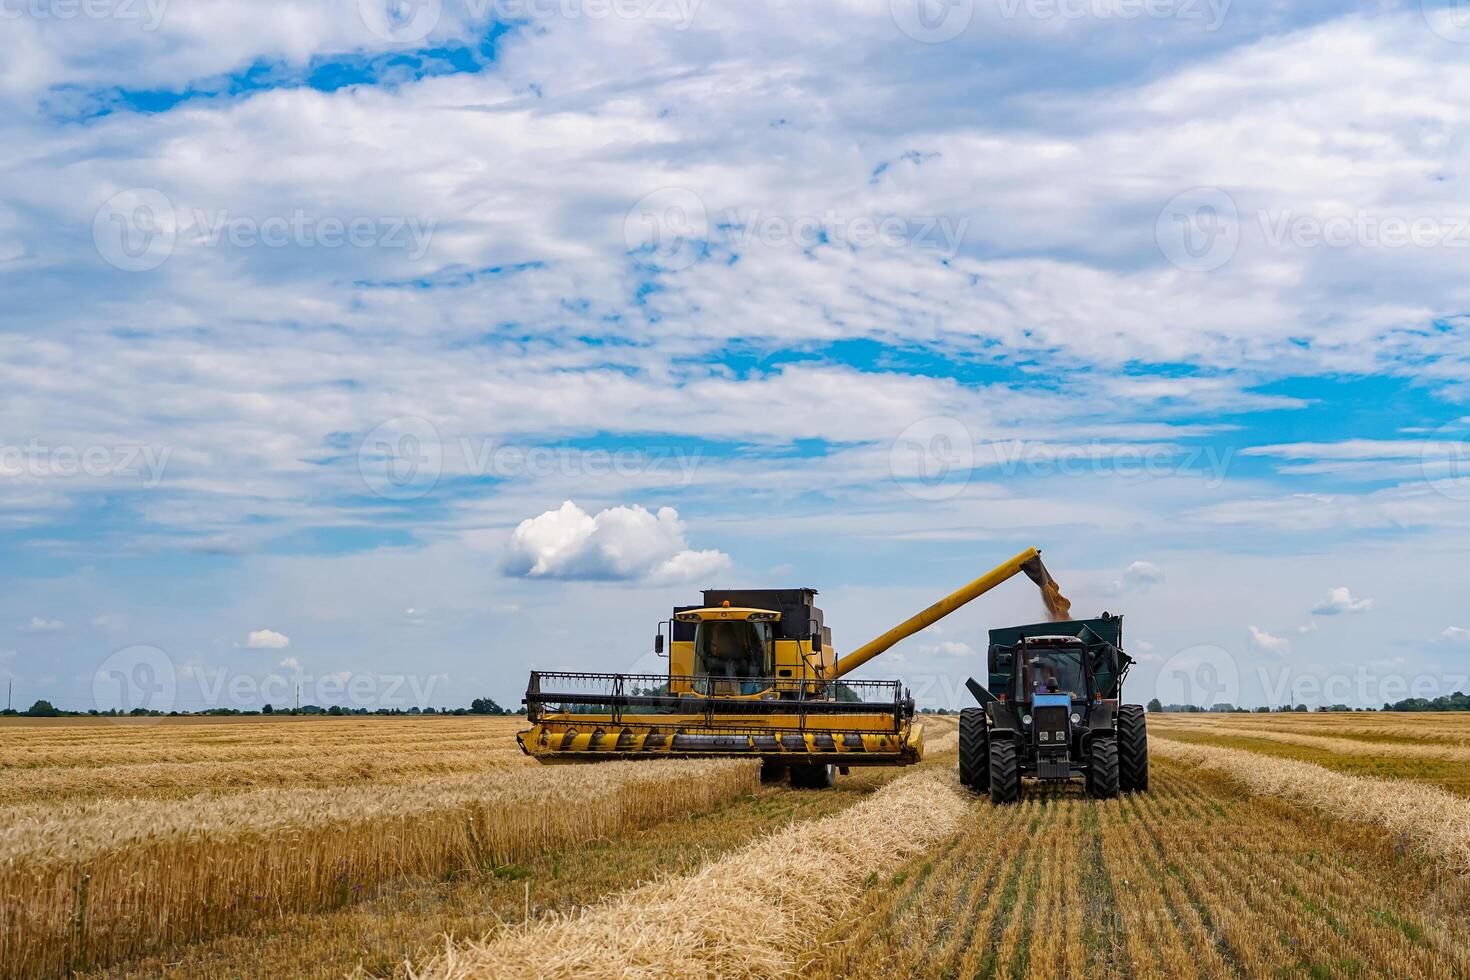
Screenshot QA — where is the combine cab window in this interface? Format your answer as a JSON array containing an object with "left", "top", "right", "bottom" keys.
[
  {"left": 1025, "top": 648, "right": 1086, "bottom": 698},
  {"left": 694, "top": 620, "right": 772, "bottom": 694}
]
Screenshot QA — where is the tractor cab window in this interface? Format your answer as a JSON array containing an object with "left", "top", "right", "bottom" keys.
[
  {"left": 694, "top": 620, "right": 772, "bottom": 694},
  {"left": 1024, "top": 647, "right": 1086, "bottom": 698}
]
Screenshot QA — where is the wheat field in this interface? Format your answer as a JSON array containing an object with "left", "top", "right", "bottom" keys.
[{"left": 4, "top": 712, "right": 1469, "bottom": 979}]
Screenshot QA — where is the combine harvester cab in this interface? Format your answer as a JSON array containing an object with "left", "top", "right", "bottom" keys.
[
  {"left": 959, "top": 614, "right": 1150, "bottom": 802},
  {"left": 520, "top": 548, "right": 1067, "bottom": 789}
]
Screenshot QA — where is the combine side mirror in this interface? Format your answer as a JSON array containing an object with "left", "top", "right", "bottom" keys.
[
  {"left": 810, "top": 631, "right": 823, "bottom": 653},
  {"left": 654, "top": 634, "right": 665, "bottom": 656}
]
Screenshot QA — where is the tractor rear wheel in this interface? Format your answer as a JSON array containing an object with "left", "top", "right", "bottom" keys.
[
  {"left": 1118, "top": 705, "right": 1149, "bottom": 793},
  {"left": 988, "top": 738, "right": 1020, "bottom": 804},
  {"left": 789, "top": 763, "right": 836, "bottom": 790},
  {"left": 959, "top": 707, "right": 990, "bottom": 792},
  {"left": 1086, "top": 736, "right": 1120, "bottom": 799}
]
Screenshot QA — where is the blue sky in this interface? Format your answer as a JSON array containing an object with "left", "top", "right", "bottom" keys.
[{"left": 2, "top": 0, "right": 1470, "bottom": 713}]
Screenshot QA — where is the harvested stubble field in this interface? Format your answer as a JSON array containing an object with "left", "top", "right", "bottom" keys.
[{"left": 5, "top": 712, "right": 1470, "bottom": 979}]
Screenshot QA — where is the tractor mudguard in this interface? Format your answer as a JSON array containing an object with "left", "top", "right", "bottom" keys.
[
  {"left": 966, "top": 677, "right": 999, "bottom": 705},
  {"left": 1086, "top": 704, "right": 1115, "bottom": 732},
  {"left": 987, "top": 701, "right": 1024, "bottom": 736}
]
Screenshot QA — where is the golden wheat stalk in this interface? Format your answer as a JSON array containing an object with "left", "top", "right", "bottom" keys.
[
  {"left": 1152, "top": 737, "right": 1470, "bottom": 872},
  {"left": 0, "top": 758, "right": 758, "bottom": 979},
  {"left": 410, "top": 768, "right": 971, "bottom": 980}
]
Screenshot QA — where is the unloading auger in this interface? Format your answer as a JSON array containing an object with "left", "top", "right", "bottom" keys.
[{"left": 517, "top": 547, "right": 1069, "bottom": 788}]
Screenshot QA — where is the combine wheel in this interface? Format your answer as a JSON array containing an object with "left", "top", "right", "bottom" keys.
[
  {"left": 789, "top": 763, "right": 836, "bottom": 790},
  {"left": 988, "top": 738, "right": 1020, "bottom": 805},
  {"left": 959, "top": 707, "right": 990, "bottom": 792},
  {"left": 1086, "top": 736, "right": 1120, "bottom": 799},
  {"left": 1117, "top": 704, "right": 1149, "bottom": 793}
]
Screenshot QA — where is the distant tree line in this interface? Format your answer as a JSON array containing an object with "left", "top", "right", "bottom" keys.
[{"left": 3, "top": 697, "right": 525, "bottom": 718}]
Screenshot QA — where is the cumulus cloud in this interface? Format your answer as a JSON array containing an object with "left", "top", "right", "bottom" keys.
[
  {"left": 278, "top": 656, "right": 301, "bottom": 670},
  {"left": 1248, "top": 626, "right": 1291, "bottom": 654},
  {"left": 1442, "top": 627, "right": 1470, "bottom": 644},
  {"left": 246, "top": 628, "right": 291, "bottom": 649},
  {"left": 505, "top": 501, "right": 731, "bottom": 584},
  {"left": 1109, "top": 560, "right": 1165, "bottom": 594},
  {"left": 16, "top": 617, "right": 63, "bottom": 633},
  {"left": 1311, "top": 587, "right": 1373, "bottom": 616}
]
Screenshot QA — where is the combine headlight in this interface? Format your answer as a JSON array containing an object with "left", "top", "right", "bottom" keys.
[
  {"left": 1070, "top": 713, "right": 1081, "bottom": 724},
  {"left": 1021, "top": 713, "right": 1033, "bottom": 726},
  {"left": 1038, "top": 731, "right": 1049, "bottom": 741}
]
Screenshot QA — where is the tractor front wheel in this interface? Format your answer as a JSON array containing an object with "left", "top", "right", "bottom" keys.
[
  {"left": 789, "top": 763, "right": 836, "bottom": 790},
  {"left": 1118, "top": 704, "right": 1149, "bottom": 793},
  {"left": 988, "top": 738, "right": 1020, "bottom": 805},
  {"left": 959, "top": 707, "right": 990, "bottom": 792},
  {"left": 1086, "top": 736, "right": 1120, "bottom": 799}
]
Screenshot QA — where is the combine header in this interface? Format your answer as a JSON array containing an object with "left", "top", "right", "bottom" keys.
[{"left": 519, "top": 547, "right": 1068, "bottom": 788}]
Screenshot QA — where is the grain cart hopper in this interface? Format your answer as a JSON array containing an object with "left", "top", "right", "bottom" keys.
[
  {"left": 519, "top": 547, "right": 1068, "bottom": 789},
  {"left": 959, "top": 614, "right": 1148, "bottom": 802}
]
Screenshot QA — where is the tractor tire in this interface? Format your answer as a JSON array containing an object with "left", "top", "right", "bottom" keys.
[
  {"left": 959, "top": 707, "right": 990, "bottom": 792},
  {"left": 988, "top": 738, "right": 1020, "bottom": 805},
  {"left": 789, "top": 763, "right": 836, "bottom": 790},
  {"left": 1086, "top": 736, "right": 1120, "bottom": 800},
  {"left": 1118, "top": 704, "right": 1149, "bottom": 793}
]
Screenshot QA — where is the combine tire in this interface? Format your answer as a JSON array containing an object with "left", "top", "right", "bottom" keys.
[
  {"left": 1118, "top": 705, "right": 1149, "bottom": 793},
  {"left": 988, "top": 738, "right": 1020, "bottom": 805},
  {"left": 959, "top": 707, "right": 990, "bottom": 792},
  {"left": 1086, "top": 736, "right": 1120, "bottom": 800},
  {"left": 789, "top": 763, "right": 836, "bottom": 790}
]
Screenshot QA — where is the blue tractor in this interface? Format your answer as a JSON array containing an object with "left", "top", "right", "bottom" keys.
[{"left": 959, "top": 613, "right": 1148, "bottom": 803}]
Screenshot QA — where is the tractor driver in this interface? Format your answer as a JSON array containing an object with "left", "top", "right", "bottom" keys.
[{"left": 1031, "top": 655, "right": 1066, "bottom": 696}]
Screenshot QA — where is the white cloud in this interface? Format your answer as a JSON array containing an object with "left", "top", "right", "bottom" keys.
[
  {"left": 505, "top": 501, "right": 731, "bottom": 583},
  {"left": 277, "top": 656, "right": 301, "bottom": 670},
  {"left": 1312, "top": 587, "right": 1373, "bottom": 616},
  {"left": 1111, "top": 560, "right": 1165, "bottom": 593},
  {"left": 1442, "top": 627, "right": 1470, "bottom": 644},
  {"left": 246, "top": 628, "right": 291, "bottom": 649},
  {"left": 16, "top": 617, "right": 63, "bottom": 633},
  {"left": 1248, "top": 626, "right": 1291, "bottom": 654}
]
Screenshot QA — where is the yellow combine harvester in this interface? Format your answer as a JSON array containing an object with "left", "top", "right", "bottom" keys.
[{"left": 518, "top": 547, "right": 1067, "bottom": 788}]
